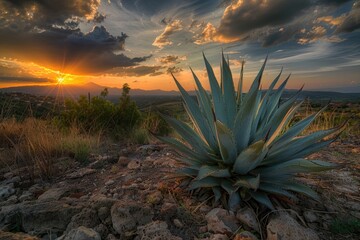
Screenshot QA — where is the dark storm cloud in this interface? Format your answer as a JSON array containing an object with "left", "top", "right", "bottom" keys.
[
  {"left": 0, "top": 0, "right": 151, "bottom": 74},
  {"left": 0, "top": 76, "right": 55, "bottom": 83},
  {"left": 117, "top": 0, "right": 225, "bottom": 19},
  {"left": 217, "top": 0, "right": 312, "bottom": 39},
  {"left": 336, "top": 0, "right": 360, "bottom": 33}
]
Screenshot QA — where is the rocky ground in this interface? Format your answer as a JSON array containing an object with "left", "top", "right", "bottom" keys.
[{"left": 0, "top": 141, "right": 359, "bottom": 240}]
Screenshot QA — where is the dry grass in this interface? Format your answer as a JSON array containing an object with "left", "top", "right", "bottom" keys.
[{"left": 0, "top": 118, "right": 100, "bottom": 180}]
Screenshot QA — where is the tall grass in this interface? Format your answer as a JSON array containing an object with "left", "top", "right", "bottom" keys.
[{"left": 0, "top": 118, "right": 100, "bottom": 180}]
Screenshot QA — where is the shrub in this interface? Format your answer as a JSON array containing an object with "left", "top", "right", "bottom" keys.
[{"left": 159, "top": 53, "right": 344, "bottom": 210}]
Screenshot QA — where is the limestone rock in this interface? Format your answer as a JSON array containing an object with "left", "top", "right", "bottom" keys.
[
  {"left": 136, "top": 221, "right": 182, "bottom": 240},
  {"left": 111, "top": 201, "right": 153, "bottom": 236},
  {"left": 205, "top": 208, "right": 240, "bottom": 234},
  {"left": 236, "top": 207, "right": 260, "bottom": 232},
  {"left": 59, "top": 226, "right": 101, "bottom": 240},
  {"left": 266, "top": 212, "right": 319, "bottom": 240}
]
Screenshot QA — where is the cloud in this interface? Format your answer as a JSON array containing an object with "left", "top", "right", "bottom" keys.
[
  {"left": 153, "top": 20, "right": 183, "bottom": 48},
  {"left": 317, "top": 15, "right": 346, "bottom": 26},
  {"left": 335, "top": 0, "right": 360, "bottom": 33},
  {"left": 106, "top": 65, "right": 165, "bottom": 77},
  {"left": 156, "top": 55, "right": 187, "bottom": 64},
  {"left": 297, "top": 26, "right": 327, "bottom": 45},
  {"left": 0, "top": 76, "right": 55, "bottom": 83},
  {"left": 166, "top": 66, "right": 183, "bottom": 74}
]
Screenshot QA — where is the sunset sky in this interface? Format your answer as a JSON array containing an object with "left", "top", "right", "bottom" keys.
[{"left": 0, "top": 0, "right": 359, "bottom": 92}]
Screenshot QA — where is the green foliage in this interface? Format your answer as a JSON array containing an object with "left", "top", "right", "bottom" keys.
[
  {"left": 59, "top": 84, "right": 141, "bottom": 137},
  {"left": 160, "top": 53, "right": 345, "bottom": 210}
]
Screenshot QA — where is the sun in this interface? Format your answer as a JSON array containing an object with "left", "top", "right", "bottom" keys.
[{"left": 56, "top": 76, "right": 65, "bottom": 84}]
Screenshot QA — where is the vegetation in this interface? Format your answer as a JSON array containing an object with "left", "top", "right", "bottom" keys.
[{"left": 159, "top": 53, "right": 345, "bottom": 210}]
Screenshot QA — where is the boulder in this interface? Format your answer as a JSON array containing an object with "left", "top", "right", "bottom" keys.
[
  {"left": 205, "top": 208, "right": 240, "bottom": 235},
  {"left": 66, "top": 208, "right": 100, "bottom": 232},
  {"left": 266, "top": 212, "right": 319, "bottom": 240}
]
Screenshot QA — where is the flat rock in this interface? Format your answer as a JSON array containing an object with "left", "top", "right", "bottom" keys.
[
  {"left": 127, "top": 160, "right": 141, "bottom": 170},
  {"left": 59, "top": 226, "right": 101, "bottom": 240},
  {"left": 66, "top": 168, "right": 96, "bottom": 179},
  {"left": 266, "top": 212, "right": 319, "bottom": 240},
  {"left": 205, "top": 208, "right": 240, "bottom": 235},
  {"left": 37, "top": 188, "right": 68, "bottom": 201},
  {"left": 111, "top": 201, "right": 153, "bottom": 237}
]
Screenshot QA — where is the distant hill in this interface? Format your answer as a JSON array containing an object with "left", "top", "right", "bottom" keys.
[{"left": 0, "top": 82, "right": 359, "bottom": 102}]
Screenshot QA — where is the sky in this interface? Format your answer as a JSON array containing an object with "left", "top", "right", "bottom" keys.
[{"left": 0, "top": 0, "right": 359, "bottom": 92}]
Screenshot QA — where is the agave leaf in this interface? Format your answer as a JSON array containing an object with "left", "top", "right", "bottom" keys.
[
  {"left": 236, "top": 60, "right": 245, "bottom": 107},
  {"left": 233, "top": 140, "right": 267, "bottom": 174},
  {"left": 234, "top": 174, "right": 260, "bottom": 190},
  {"left": 215, "top": 120, "right": 237, "bottom": 165},
  {"left": 281, "top": 182, "right": 320, "bottom": 201},
  {"left": 290, "top": 137, "right": 338, "bottom": 159},
  {"left": 212, "top": 187, "right": 222, "bottom": 202},
  {"left": 259, "top": 159, "right": 336, "bottom": 178},
  {"left": 156, "top": 136, "right": 206, "bottom": 163},
  {"left": 259, "top": 183, "right": 298, "bottom": 200},
  {"left": 271, "top": 105, "right": 328, "bottom": 148},
  {"left": 189, "top": 177, "right": 221, "bottom": 190},
  {"left": 203, "top": 53, "right": 228, "bottom": 125},
  {"left": 161, "top": 115, "right": 211, "bottom": 155},
  {"left": 228, "top": 192, "right": 241, "bottom": 211},
  {"left": 249, "top": 191, "right": 274, "bottom": 210},
  {"left": 244, "top": 56, "right": 267, "bottom": 103},
  {"left": 197, "top": 165, "right": 231, "bottom": 180},
  {"left": 177, "top": 167, "right": 199, "bottom": 177},
  {"left": 221, "top": 53, "right": 237, "bottom": 126},
  {"left": 266, "top": 101, "right": 303, "bottom": 147},
  {"left": 221, "top": 179, "right": 238, "bottom": 194}
]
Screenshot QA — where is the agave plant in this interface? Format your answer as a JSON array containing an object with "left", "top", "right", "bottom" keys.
[{"left": 158, "top": 53, "right": 344, "bottom": 210}]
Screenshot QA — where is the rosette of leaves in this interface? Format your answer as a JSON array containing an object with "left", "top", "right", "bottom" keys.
[{"left": 158, "top": 53, "right": 344, "bottom": 210}]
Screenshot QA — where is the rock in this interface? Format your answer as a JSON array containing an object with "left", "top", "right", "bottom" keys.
[
  {"left": 146, "top": 191, "right": 163, "bottom": 205},
  {"left": 266, "top": 212, "right": 319, "bottom": 240},
  {"left": 106, "top": 234, "right": 118, "bottom": 240},
  {"left": 66, "top": 168, "right": 96, "bottom": 179},
  {"left": 137, "top": 145, "right": 160, "bottom": 156},
  {"left": 94, "top": 224, "right": 109, "bottom": 239},
  {"left": 8, "top": 176, "right": 21, "bottom": 184},
  {"left": 118, "top": 156, "right": 130, "bottom": 167},
  {"left": 0, "top": 184, "right": 15, "bottom": 201},
  {"left": 98, "top": 207, "right": 110, "bottom": 222},
  {"left": 60, "top": 226, "right": 101, "bottom": 240},
  {"left": 3, "top": 172, "right": 14, "bottom": 179},
  {"left": 136, "top": 221, "right": 182, "bottom": 240},
  {"left": 127, "top": 160, "right": 141, "bottom": 170},
  {"left": 160, "top": 202, "right": 177, "bottom": 217},
  {"left": 303, "top": 211, "right": 318, "bottom": 223},
  {"left": 105, "top": 180, "right": 115, "bottom": 186},
  {"left": 66, "top": 208, "right": 100, "bottom": 232},
  {"left": 173, "top": 218, "right": 183, "bottom": 228},
  {"left": 209, "top": 234, "right": 229, "bottom": 240},
  {"left": 0, "top": 201, "right": 83, "bottom": 236},
  {"left": 205, "top": 208, "right": 240, "bottom": 235},
  {"left": 28, "top": 184, "right": 45, "bottom": 195},
  {"left": 0, "top": 231, "right": 40, "bottom": 239},
  {"left": 111, "top": 201, "right": 153, "bottom": 236},
  {"left": 236, "top": 207, "right": 260, "bottom": 232},
  {"left": 37, "top": 188, "right": 69, "bottom": 202},
  {"left": 5, "top": 195, "right": 18, "bottom": 205},
  {"left": 234, "top": 231, "right": 258, "bottom": 240},
  {"left": 19, "top": 191, "right": 33, "bottom": 202}
]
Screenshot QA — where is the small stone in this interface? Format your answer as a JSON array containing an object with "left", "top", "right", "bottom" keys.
[
  {"left": 29, "top": 184, "right": 44, "bottom": 194},
  {"left": 8, "top": 176, "right": 21, "bottom": 184},
  {"left": 236, "top": 207, "right": 260, "bottom": 232},
  {"left": 303, "top": 211, "right": 318, "bottom": 223},
  {"left": 173, "top": 218, "right": 183, "bottom": 228},
  {"left": 118, "top": 156, "right": 130, "bottom": 167},
  {"left": 127, "top": 160, "right": 141, "bottom": 170},
  {"left": 4, "top": 172, "right": 14, "bottom": 179},
  {"left": 37, "top": 188, "right": 68, "bottom": 201},
  {"left": 234, "top": 231, "right": 258, "bottom": 240},
  {"left": 205, "top": 208, "right": 240, "bottom": 234},
  {"left": 0, "top": 184, "right": 15, "bottom": 201},
  {"left": 106, "top": 234, "right": 118, "bottom": 240},
  {"left": 146, "top": 191, "right": 163, "bottom": 205},
  {"left": 199, "top": 226, "right": 208, "bottom": 234},
  {"left": 105, "top": 180, "right": 115, "bottom": 186},
  {"left": 98, "top": 207, "right": 110, "bottom": 222},
  {"left": 209, "top": 234, "right": 229, "bottom": 240},
  {"left": 66, "top": 168, "right": 96, "bottom": 179}
]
